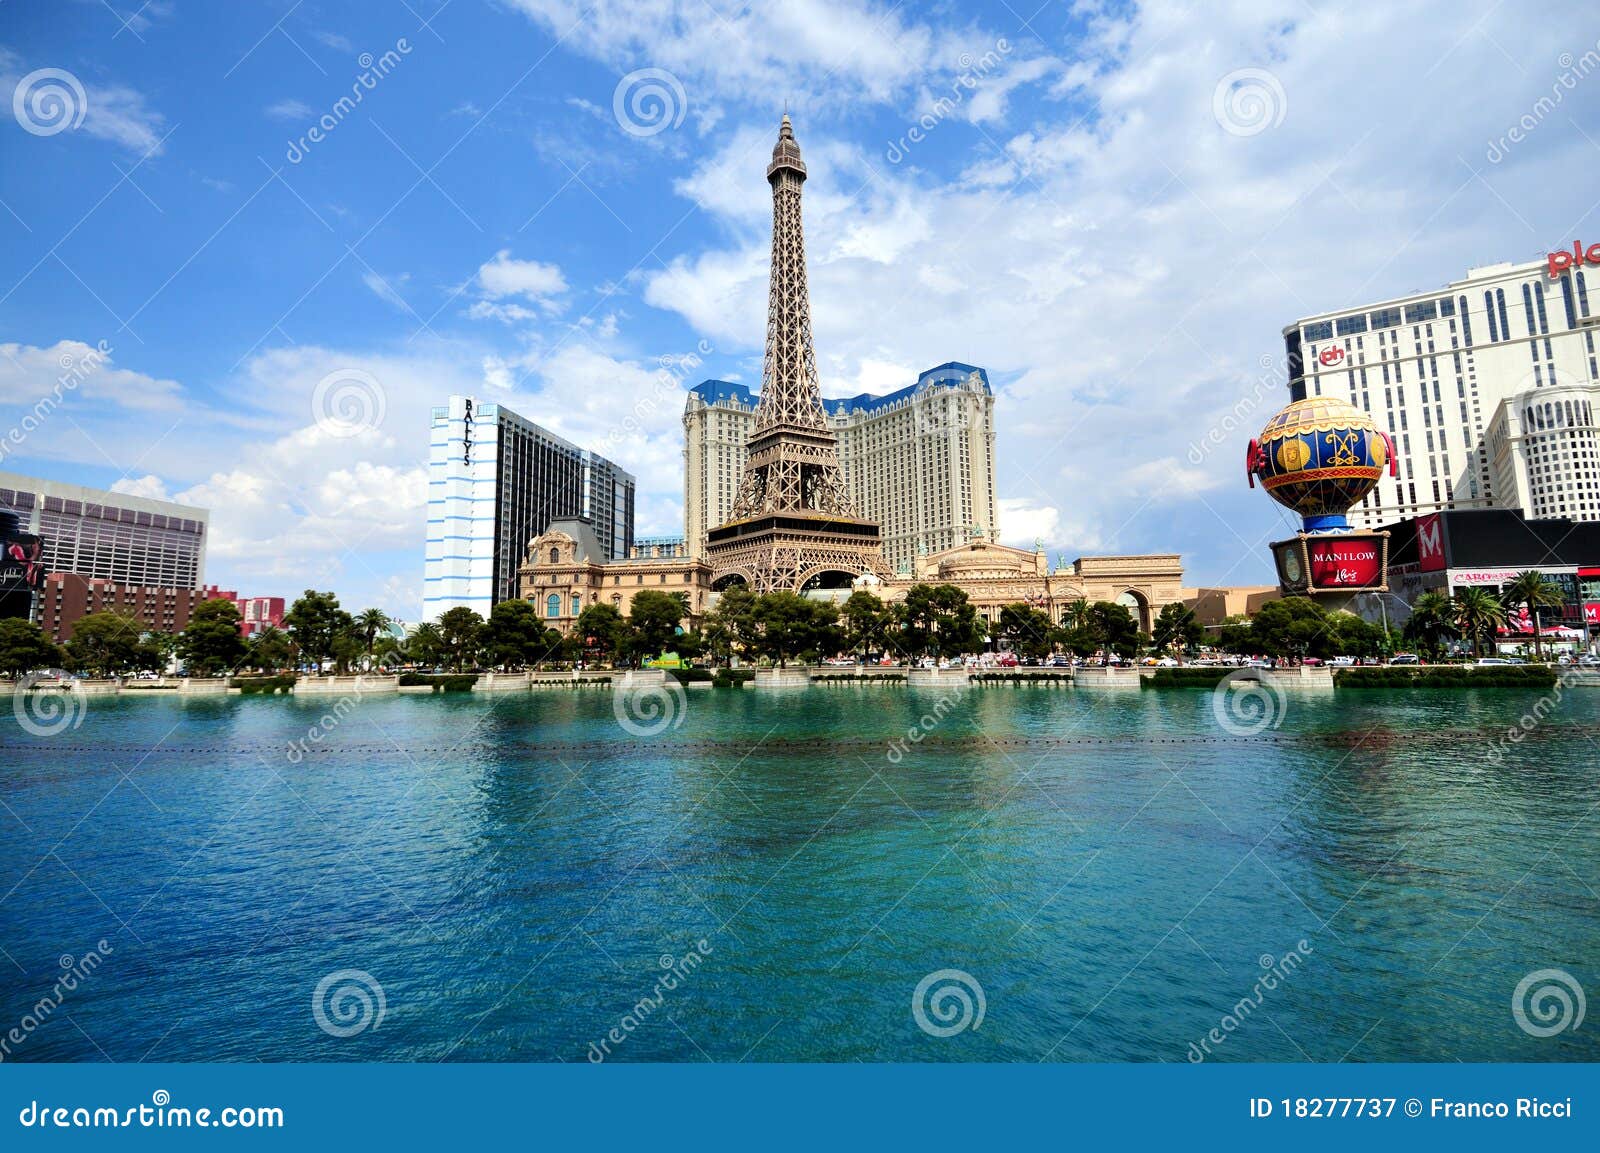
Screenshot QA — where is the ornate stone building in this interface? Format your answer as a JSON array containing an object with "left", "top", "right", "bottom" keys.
[{"left": 518, "top": 519, "right": 1184, "bottom": 637}]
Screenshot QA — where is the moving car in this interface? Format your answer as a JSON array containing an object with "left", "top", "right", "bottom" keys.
[
  {"left": 1389, "top": 654, "right": 1420, "bottom": 665},
  {"left": 1475, "top": 657, "right": 1511, "bottom": 666}
]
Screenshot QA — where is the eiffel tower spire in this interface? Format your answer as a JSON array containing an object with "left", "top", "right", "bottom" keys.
[
  {"left": 728, "top": 115, "right": 854, "bottom": 519},
  {"left": 705, "top": 116, "right": 884, "bottom": 593}
]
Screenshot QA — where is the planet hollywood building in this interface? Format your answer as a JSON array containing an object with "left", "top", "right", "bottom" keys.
[{"left": 1282, "top": 247, "right": 1600, "bottom": 532}]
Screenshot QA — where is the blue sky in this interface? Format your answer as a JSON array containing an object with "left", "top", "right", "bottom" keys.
[{"left": 2, "top": 0, "right": 1597, "bottom": 618}]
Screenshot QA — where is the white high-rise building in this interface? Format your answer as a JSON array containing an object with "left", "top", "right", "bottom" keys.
[
  {"left": 683, "top": 362, "right": 997, "bottom": 571},
  {"left": 1282, "top": 253, "right": 1600, "bottom": 530},
  {"left": 424, "top": 396, "right": 635, "bottom": 620}
]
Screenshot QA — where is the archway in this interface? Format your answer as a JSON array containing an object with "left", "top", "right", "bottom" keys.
[{"left": 1116, "top": 590, "right": 1151, "bottom": 633}]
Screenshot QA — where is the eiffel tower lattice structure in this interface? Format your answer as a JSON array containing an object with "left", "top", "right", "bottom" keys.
[{"left": 705, "top": 116, "right": 886, "bottom": 593}]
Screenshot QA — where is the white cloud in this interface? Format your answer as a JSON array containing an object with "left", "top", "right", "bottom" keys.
[
  {"left": 361, "top": 270, "right": 412, "bottom": 312},
  {"left": 110, "top": 474, "right": 171, "bottom": 501},
  {"left": 476, "top": 249, "right": 568, "bottom": 301},
  {"left": 265, "top": 98, "right": 314, "bottom": 121}
]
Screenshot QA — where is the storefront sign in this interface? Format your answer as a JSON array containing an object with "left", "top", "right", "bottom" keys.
[
  {"left": 1548, "top": 240, "right": 1600, "bottom": 278},
  {"left": 1307, "top": 534, "right": 1388, "bottom": 591}
]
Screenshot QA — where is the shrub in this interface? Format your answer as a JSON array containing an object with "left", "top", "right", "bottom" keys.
[
  {"left": 712, "top": 669, "right": 755, "bottom": 688},
  {"left": 1143, "top": 668, "right": 1234, "bottom": 689},
  {"left": 668, "top": 668, "right": 713, "bottom": 684},
  {"left": 231, "top": 675, "right": 297, "bottom": 695},
  {"left": 1334, "top": 666, "right": 1557, "bottom": 689},
  {"left": 397, "top": 673, "right": 478, "bottom": 692}
]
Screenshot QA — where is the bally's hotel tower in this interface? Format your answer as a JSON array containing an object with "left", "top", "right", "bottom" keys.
[
  {"left": 1284, "top": 254, "right": 1600, "bottom": 530},
  {"left": 424, "top": 396, "right": 635, "bottom": 620}
]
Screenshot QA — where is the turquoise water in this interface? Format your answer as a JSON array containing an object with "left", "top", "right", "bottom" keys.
[{"left": 2, "top": 684, "right": 1597, "bottom": 1062}]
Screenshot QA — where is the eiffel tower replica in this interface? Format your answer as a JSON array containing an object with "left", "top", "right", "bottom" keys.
[{"left": 705, "top": 116, "right": 885, "bottom": 593}]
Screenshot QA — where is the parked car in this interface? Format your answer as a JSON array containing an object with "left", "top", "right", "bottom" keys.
[
  {"left": 1389, "top": 654, "right": 1420, "bottom": 665},
  {"left": 822, "top": 657, "right": 856, "bottom": 667},
  {"left": 1579, "top": 654, "right": 1600, "bottom": 667},
  {"left": 1155, "top": 657, "right": 1179, "bottom": 667},
  {"left": 1329, "top": 656, "right": 1356, "bottom": 667},
  {"left": 995, "top": 653, "right": 1019, "bottom": 668},
  {"left": 1475, "top": 657, "right": 1511, "bottom": 666}
]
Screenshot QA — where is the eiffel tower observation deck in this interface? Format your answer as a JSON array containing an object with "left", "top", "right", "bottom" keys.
[{"left": 705, "top": 116, "right": 886, "bottom": 593}]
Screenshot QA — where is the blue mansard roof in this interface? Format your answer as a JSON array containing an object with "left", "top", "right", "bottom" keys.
[{"left": 687, "top": 362, "right": 990, "bottom": 416}]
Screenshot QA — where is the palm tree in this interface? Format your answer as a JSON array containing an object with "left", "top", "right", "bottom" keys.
[
  {"left": 1060, "top": 597, "right": 1090, "bottom": 631},
  {"left": 356, "top": 608, "right": 392, "bottom": 666},
  {"left": 1405, "top": 591, "right": 1457, "bottom": 660},
  {"left": 1451, "top": 587, "right": 1507, "bottom": 658},
  {"left": 1502, "top": 570, "right": 1565, "bottom": 663}
]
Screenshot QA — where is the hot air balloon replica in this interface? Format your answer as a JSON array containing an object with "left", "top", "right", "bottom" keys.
[{"left": 1247, "top": 396, "right": 1397, "bottom": 600}]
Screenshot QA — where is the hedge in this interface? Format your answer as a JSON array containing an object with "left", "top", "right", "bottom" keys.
[
  {"left": 1142, "top": 668, "right": 1236, "bottom": 689},
  {"left": 230, "top": 675, "right": 297, "bottom": 695},
  {"left": 971, "top": 672, "right": 1071, "bottom": 683},
  {"left": 712, "top": 669, "right": 755, "bottom": 688},
  {"left": 667, "top": 668, "right": 714, "bottom": 684},
  {"left": 397, "top": 673, "right": 478, "bottom": 692},
  {"left": 1334, "top": 666, "right": 1558, "bottom": 689},
  {"left": 813, "top": 673, "right": 907, "bottom": 682}
]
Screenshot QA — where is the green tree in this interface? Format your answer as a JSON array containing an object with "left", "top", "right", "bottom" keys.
[
  {"left": 1151, "top": 602, "right": 1204, "bottom": 663},
  {"left": 899, "top": 583, "right": 983, "bottom": 657},
  {"left": 63, "top": 610, "right": 152, "bottom": 675},
  {"left": 1215, "top": 614, "right": 1254, "bottom": 657},
  {"left": 177, "top": 598, "right": 247, "bottom": 675},
  {"left": 1328, "top": 612, "right": 1385, "bottom": 658},
  {"left": 628, "top": 590, "right": 688, "bottom": 662},
  {"left": 1451, "top": 587, "right": 1507, "bottom": 658},
  {"left": 0, "top": 617, "right": 64, "bottom": 678},
  {"left": 995, "top": 602, "right": 1055, "bottom": 659},
  {"left": 282, "top": 590, "right": 352, "bottom": 669},
  {"left": 401, "top": 622, "right": 445, "bottom": 669},
  {"left": 1402, "top": 591, "right": 1456, "bottom": 660},
  {"left": 1503, "top": 570, "right": 1565, "bottom": 662},
  {"left": 355, "top": 607, "right": 392, "bottom": 663},
  {"left": 840, "top": 590, "right": 892, "bottom": 658},
  {"left": 483, "top": 599, "right": 562, "bottom": 669},
  {"left": 749, "top": 592, "right": 839, "bottom": 666},
  {"left": 246, "top": 625, "right": 295, "bottom": 672},
  {"left": 1059, "top": 597, "right": 1090, "bottom": 631},
  {"left": 436, "top": 606, "right": 485, "bottom": 671},
  {"left": 573, "top": 602, "right": 627, "bottom": 663},
  {"left": 1248, "top": 597, "right": 1334, "bottom": 659},
  {"left": 1084, "top": 601, "right": 1142, "bottom": 658},
  {"left": 703, "top": 587, "right": 758, "bottom": 664}
]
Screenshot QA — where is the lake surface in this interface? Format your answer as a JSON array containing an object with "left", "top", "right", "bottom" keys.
[{"left": 2, "top": 683, "right": 1597, "bottom": 1062}]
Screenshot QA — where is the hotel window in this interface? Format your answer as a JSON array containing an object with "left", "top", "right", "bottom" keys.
[
  {"left": 1337, "top": 314, "right": 1369, "bottom": 336},
  {"left": 546, "top": 594, "right": 560, "bottom": 618},
  {"left": 1486, "top": 292, "right": 1499, "bottom": 342},
  {"left": 1497, "top": 288, "right": 1510, "bottom": 339}
]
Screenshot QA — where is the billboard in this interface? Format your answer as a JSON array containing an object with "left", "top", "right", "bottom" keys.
[
  {"left": 1270, "top": 532, "right": 1390, "bottom": 595},
  {"left": 1, "top": 533, "right": 45, "bottom": 589},
  {"left": 1415, "top": 513, "right": 1445, "bottom": 572}
]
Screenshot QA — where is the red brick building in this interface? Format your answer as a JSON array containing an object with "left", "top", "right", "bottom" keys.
[{"left": 39, "top": 574, "right": 211, "bottom": 641}]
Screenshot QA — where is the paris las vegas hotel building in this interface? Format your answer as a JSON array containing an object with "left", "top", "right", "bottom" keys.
[{"left": 1284, "top": 251, "right": 1600, "bottom": 529}]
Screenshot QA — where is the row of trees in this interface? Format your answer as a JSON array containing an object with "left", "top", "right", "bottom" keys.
[
  {"left": 1214, "top": 598, "right": 1391, "bottom": 660},
  {"left": 1401, "top": 570, "right": 1567, "bottom": 660}
]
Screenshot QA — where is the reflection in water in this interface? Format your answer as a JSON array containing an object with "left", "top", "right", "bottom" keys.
[{"left": 1, "top": 687, "right": 1597, "bottom": 1063}]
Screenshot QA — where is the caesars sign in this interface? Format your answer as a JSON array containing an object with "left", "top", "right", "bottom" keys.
[{"left": 1271, "top": 533, "right": 1390, "bottom": 594}]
